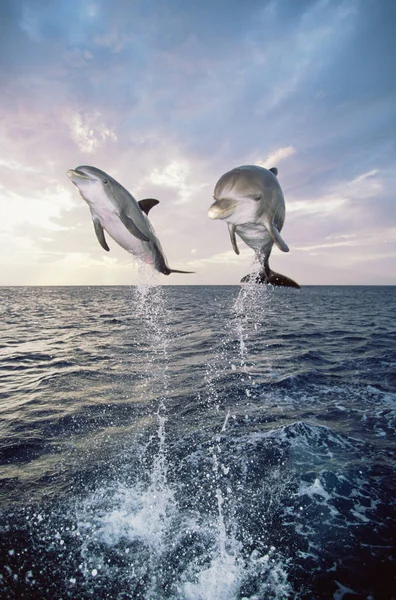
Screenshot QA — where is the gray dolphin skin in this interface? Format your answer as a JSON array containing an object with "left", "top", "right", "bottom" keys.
[
  {"left": 67, "top": 165, "right": 193, "bottom": 276},
  {"left": 208, "top": 165, "right": 300, "bottom": 288}
]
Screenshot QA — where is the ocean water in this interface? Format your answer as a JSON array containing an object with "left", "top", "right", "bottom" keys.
[{"left": 0, "top": 283, "right": 395, "bottom": 600}]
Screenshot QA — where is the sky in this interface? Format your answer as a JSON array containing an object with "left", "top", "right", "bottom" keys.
[{"left": 0, "top": 0, "right": 395, "bottom": 286}]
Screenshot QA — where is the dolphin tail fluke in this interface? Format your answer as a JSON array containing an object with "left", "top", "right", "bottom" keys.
[
  {"left": 267, "top": 269, "right": 300, "bottom": 288},
  {"left": 241, "top": 269, "right": 300, "bottom": 288}
]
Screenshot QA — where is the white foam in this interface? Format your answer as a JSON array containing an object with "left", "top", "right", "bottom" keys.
[
  {"left": 182, "top": 550, "right": 243, "bottom": 600},
  {"left": 221, "top": 409, "right": 230, "bottom": 432},
  {"left": 77, "top": 480, "right": 175, "bottom": 551},
  {"left": 333, "top": 580, "right": 359, "bottom": 599},
  {"left": 299, "top": 477, "right": 331, "bottom": 501}
]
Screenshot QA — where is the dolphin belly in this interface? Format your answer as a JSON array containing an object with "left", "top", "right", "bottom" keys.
[
  {"left": 94, "top": 209, "right": 151, "bottom": 264},
  {"left": 234, "top": 223, "right": 273, "bottom": 255}
]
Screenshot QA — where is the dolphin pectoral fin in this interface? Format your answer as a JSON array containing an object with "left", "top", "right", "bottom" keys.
[
  {"left": 92, "top": 216, "right": 110, "bottom": 251},
  {"left": 268, "top": 224, "right": 289, "bottom": 252},
  {"left": 138, "top": 198, "right": 160, "bottom": 215},
  {"left": 118, "top": 212, "right": 149, "bottom": 242},
  {"left": 228, "top": 223, "right": 240, "bottom": 255}
]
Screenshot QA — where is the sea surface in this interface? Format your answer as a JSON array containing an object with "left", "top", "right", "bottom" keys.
[{"left": 0, "top": 283, "right": 395, "bottom": 600}]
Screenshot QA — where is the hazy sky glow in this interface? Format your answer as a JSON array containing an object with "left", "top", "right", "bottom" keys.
[{"left": 1, "top": 0, "right": 395, "bottom": 285}]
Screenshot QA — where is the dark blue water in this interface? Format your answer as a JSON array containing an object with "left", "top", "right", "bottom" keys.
[{"left": 0, "top": 284, "right": 395, "bottom": 600}]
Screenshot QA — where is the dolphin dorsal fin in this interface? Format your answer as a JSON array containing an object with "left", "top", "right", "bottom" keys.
[
  {"left": 139, "top": 198, "right": 160, "bottom": 215},
  {"left": 269, "top": 167, "right": 278, "bottom": 176}
]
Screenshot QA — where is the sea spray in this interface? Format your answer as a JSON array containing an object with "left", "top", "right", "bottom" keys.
[
  {"left": 74, "top": 267, "right": 292, "bottom": 598},
  {"left": 187, "top": 291, "right": 252, "bottom": 599},
  {"left": 76, "top": 265, "right": 178, "bottom": 597},
  {"left": 193, "top": 263, "right": 292, "bottom": 599},
  {"left": 232, "top": 259, "right": 264, "bottom": 371},
  {"left": 133, "top": 267, "right": 176, "bottom": 595},
  {"left": 134, "top": 265, "right": 170, "bottom": 497},
  {"left": 230, "top": 270, "right": 293, "bottom": 599}
]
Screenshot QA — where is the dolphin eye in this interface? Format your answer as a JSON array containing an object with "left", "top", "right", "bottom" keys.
[
  {"left": 103, "top": 178, "right": 108, "bottom": 184},
  {"left": 254, "top": 195, "right": 261, "bottom": 201}
]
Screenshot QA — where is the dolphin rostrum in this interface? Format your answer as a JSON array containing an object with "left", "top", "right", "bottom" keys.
[
  {"left": 208, "top": 165, "right": 300, "bottom": 288},
  {"left": 67, "top": 165, "right": 193, "bottom": 276}
]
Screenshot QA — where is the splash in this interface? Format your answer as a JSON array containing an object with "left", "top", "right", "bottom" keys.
[
  {"left": 73, "top": 264, "right": 291, "bottom": 598},
  {"left": 75, "top": 263, "right": 177, "bottom": 596},
  {"left": 232, "top": 258, "right": 267, "bottom": 370},
  {"left": 195, "top": 260, "right": 292, "bottom": 599},
  {"left": 200, "top": 320, "right": 245, "bottom": 598},
  {"left": 229, "top": 258, "right": 281, "bottom": 400},
  {"left": 196, "top": 262, "right": 272, "bottom": 600},
  {"left": 182, "top": 550, "right": 243, "bottom": 600},
  {"left": 134, "top": 262, "right": 170, "bottom": 492}
]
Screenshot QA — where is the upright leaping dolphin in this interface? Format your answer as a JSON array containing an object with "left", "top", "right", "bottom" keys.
[
  {"left": 208, "top": 165, "right": 300, "bottom": 288},
  {"left": 67, "top": 165, "right": 193, "bottom": 276}
]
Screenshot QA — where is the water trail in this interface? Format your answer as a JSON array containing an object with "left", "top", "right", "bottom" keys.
[
  {"left": 75, "top": 261, "right": 291, "bottom": 597},
  {"left": 232, "top": 259, "right": 262, "bottom": 371},
  {"left": 133, "top": 264, "right": 172, "bottom": 552},
  {"left": 77, "top": 263, "right": 177, "bottom": 597},
  {"left": 230, "top": 259, "right": 272, "bottom": 403},
  {"left": 196, "top": 298, "right": 248, "bottom": 599},
  {"left": 195, "top": 259, "right": 292, "bottom": 599},
  {"left": 230, "top": 264, "right": 294, "bottom": 598}
]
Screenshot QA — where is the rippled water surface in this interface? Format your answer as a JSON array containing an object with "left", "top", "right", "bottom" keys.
[{"left": 1, "top": 285, "right": 395, "bottom": 599}]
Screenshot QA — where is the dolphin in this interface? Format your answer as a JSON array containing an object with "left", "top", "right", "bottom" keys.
[
  {"left": 208, "top": 165, "right": 300, "bottom": 288},
  {"left": 67, "top": 165, "right": 193, "bottom": 276}
]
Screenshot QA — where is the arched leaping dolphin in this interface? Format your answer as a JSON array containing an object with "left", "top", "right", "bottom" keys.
[
  {"left": 208, "top": 165, "right": 300, "bottom": 288},
  {"left": 67, "top": 165, "right": 193, "bottom": 276}
]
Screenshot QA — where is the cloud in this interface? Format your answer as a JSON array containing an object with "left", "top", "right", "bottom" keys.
[
  {"left": 287, "top": 169, "right": 384, "bottom": 216},
  {"left": 0, "top": 159, "right": 39, "bottom": 173},
  {"left": 346, "top": 170, "right": 383, "bottom": 199},
  {"left": 0, "top": 0, "right": 395, "bottom": 285},
  {"left": 188, "top": 248, "right": 252, "bottom": 268},
  {"left": 20, "top": 5, "right": 42, "bottom": 42},
  {"left": 256, "top": 146, "right": 296, "bottom": 169},
  {"left": 147, "top": 161, "right": 192, "bottom": 200},
  {"left": 288, "top": 196, "right": 347, "bottom": 215},
  {"left": 63, "top": 108, "right": 118, "bottom": 153},
  {"left": 1, "top": 184, "right": 76, "bottom": 232},
  {"left": 295, "top": 229, "right": 396, "bottom": 252},
  {"left": 146, "top": 160, "right": 210, "bottom": 204}
]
